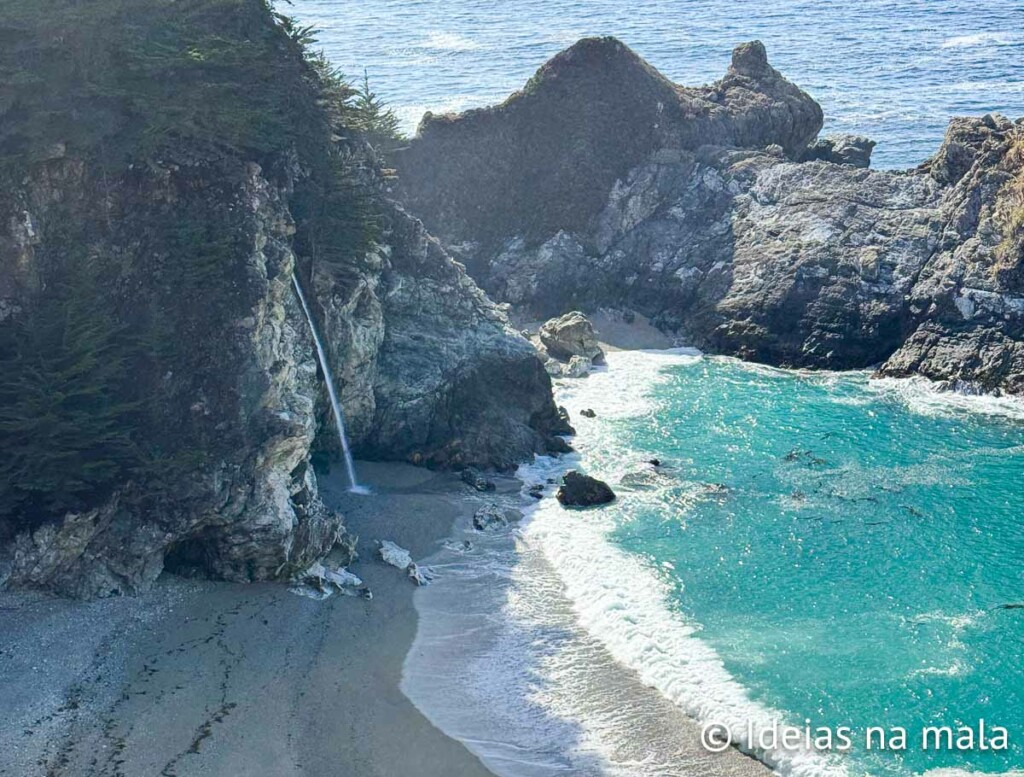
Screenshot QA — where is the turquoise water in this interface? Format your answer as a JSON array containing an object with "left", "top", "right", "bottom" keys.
[
  {"left": 289, "top": 0, "right": 1024, "bottom": 168},
  {"left": 402, "top": 352, "right": 1024, "bottom": 777},
  {"left": 603, "top": 359, "right": 1024, "bottom": 776}
]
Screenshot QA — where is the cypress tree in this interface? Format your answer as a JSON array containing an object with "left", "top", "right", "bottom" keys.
[{"left": 0, "top": 258, "right": 138, "bottom": 532}]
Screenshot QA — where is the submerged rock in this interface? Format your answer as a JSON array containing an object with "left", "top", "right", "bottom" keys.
[
  {"left": 556, "top": 471, "right": 616, "bottom": 507},
  {"left": 580, "top": 408, "right": 597, "bottom": 418}
]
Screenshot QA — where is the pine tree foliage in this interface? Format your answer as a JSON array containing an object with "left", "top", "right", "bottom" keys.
[
  {"left": 350, "top": 70, "right": 404, "bottom": 153},
  {"left": 0, "top": 259, "right": 138, "bottom": 532}
]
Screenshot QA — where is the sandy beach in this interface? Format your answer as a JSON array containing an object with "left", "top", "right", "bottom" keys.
[
  {"left": 0, "top": 318, "right": 782, "bottom": 777},
  {"left": 0, "top": 462, "right": 497, "bottom": 777}
]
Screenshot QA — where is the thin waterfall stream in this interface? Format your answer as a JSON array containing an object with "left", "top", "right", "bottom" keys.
[{"left": 292, "top": 272, "right": 369, "bottom": 495}]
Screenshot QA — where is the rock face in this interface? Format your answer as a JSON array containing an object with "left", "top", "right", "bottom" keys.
[
  {"left": 802, "top": 134, "right": 876, "bottom": 168},
  {"left": 877, "top": 116, "right": 1024, "bottom": 392},
  {"left": 395, "top": 38, "right": 1024, "bottom": 394},
  {"left": 395, "top": 37, "right": 822, "bottom": 270},
  {"left": 556, "top": 471, "right": 616, "bottom": 507},
  {"left": 539, "top": 311, "right": 605, "bottom": 363},
  {"left": 316, "top": 201, "right": 569, "bottom": 471},
  {"left": 0, "top": 157, "right": 345, "bottom": 598},
  {"left": 0, "top": 4, "right": 566, "bottom": 597}
]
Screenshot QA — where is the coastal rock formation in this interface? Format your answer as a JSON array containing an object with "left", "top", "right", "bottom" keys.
[
  {"left": 395, "top": 38, "right": 1024, "bottom": 394},
  {"left": 0, "top": 157, "right": 346, "bottom": 598},
  {"left": 556, "top": 471, "right": 617, "bottom": 507},
  {"left": 395, "top": 37, "right": 822, "bottom": 268},
  {"left": 877, "top": 115, "right": 1024, "bottom": 392},
  {"left": 0, "top": 1, "right": 564, "bottom": 597},
  {"left": 317, "top": 200, "right": 569, "bottom": 471},
  {"left": 461, "top": 468, "right": 497, "bottom": 492}
]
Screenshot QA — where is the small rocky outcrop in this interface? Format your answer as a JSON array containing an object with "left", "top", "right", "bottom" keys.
[
  {"left": 539, "top": 311, "right": 605, "bottom": 363},
  {"left": 379, "top": 540, "right": 434, "bottom": 586},
  {"left": 801, "top": 134, "right": 876, "bottom": 168},
  {"left": 545, "top": 355, "right": 593, "bottom": 379},
  {"left": 556, "top": 471, "right": 616, "bottom": 507}
]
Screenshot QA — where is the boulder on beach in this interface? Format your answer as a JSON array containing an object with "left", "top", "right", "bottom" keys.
[
  {"left": 556, "top": 470, "right": 616, "bottom": 506},
  {"left": 473, "top": 503, "right": 525, "bottom": 531},
  {"left": 461, "top": 467, "right": 496, "bottom": 492},
  {"left": 564, "top": 355, "right": 592, "bottom": 378},
  {"left": 378, "top": 540, "right": 434, "bottom": 585},
  {"left": 539, "top": 311, "right": 606, "bottom": 364}
]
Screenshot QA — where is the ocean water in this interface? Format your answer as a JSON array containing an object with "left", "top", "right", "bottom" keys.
[
  {"left": 289, "top": 0, "right": 1024, "bottom": 168},
  {"left": 403, "top": 352, "right": 1024, "bottom": 777}
]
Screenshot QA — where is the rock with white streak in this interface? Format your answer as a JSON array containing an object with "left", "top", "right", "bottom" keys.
[{"left": 379, "top": 540, "right": 435, "bottom": 586}]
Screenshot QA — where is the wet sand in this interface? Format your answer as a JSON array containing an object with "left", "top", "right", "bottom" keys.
[{"left": 0, "top": 462, "right": 497, "bottom": 777}]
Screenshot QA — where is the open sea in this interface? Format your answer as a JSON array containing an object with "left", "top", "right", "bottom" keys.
[
  {"left": 289, "top": 0, "right": 1024, "bottom": 168},
  {"left": 288, "top": 2, "right": 1024, "bottom": 775}
]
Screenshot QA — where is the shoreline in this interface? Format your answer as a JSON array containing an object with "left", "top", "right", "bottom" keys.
[
  {"left": 401, "top": 344, "right": 777, "bottom": 777},
  {"left": 0, "top": 461, "right": 498, "bottom": 777},
  {"left": 0, "top": 321, "right": 771, "bottom": 777}
]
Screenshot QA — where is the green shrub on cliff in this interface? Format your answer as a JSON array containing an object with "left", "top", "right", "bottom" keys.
[
  {"left": 0, "top": 0, "right": 399, "bottom": 166},
  {"left": 0, "top": 259, "right": 139, "bottom": 534},
  {"left": 351, "top": 70, "right": 404, "bottom": 153}
]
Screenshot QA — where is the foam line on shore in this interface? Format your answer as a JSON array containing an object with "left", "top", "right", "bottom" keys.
[{"left": 521, "top": 349, "right": 849, "bottom": 777}]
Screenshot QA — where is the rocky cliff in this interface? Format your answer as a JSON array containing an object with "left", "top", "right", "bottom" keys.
[
  {"left": 0, "top": 0, "right": 565, "bottom": 597},
  {"left": 395, "top": 38, "right": 1024, "bottom": 393}
]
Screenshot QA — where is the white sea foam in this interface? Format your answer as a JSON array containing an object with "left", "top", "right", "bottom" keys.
[
  {"left": 940, "top": 33, "right": 1016, "bottom": 48},
  {"left": 407, "top": 349, "right": 1020, "bottom": 777},
  {"left": 524, "top": 491, "right": 847, "bottom": 777},
  {"left": 869, "top": 376, "right": 1024, "bottom": 422},
  {"left": 416, "top": 31, "right": 483, "bottom": 51}
]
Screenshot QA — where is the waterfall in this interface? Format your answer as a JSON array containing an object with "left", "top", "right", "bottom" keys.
[{"left": 292, "top": 272, "right": 369, "bottom": 495}]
